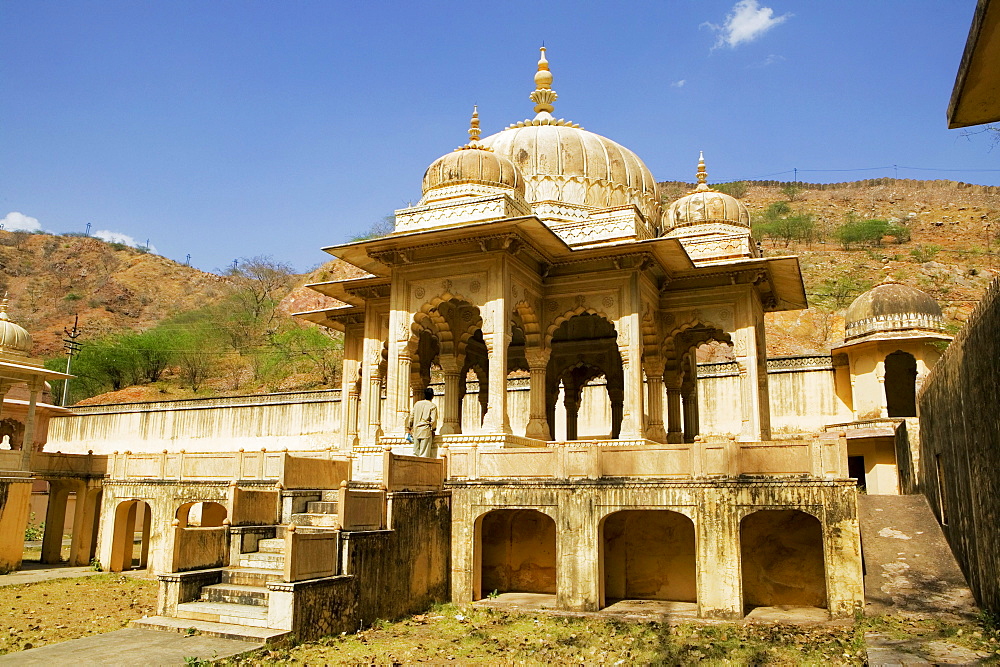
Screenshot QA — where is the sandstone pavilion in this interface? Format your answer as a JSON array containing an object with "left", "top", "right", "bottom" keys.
[
  {"left": 5, "top": 49, "right": 965, "bottom": 642},
  {"left": 298, "top": 47, "right": 860, "bottom": 619}
]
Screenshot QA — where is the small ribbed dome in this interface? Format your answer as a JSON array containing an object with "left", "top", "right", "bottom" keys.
[
  {"left": 844, "top": 280, "right": 945, "bottom": 341},
  {"left": 665, "top": 153, "right": 749, "bottom": 233},
  {"left": 421, "top": 145, "right": 525, "bottom": 199},
  {"left": 421, "top": 106, "right": 526, "bottom": 202},
  {"left": 0, "top": 298, "right": 32, "bottom": 356}
]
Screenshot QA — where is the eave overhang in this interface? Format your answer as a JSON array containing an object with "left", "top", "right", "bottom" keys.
[
  {"left": 664, "top": 254, "right": 808, "bottom": 313},
  {"left": 948, "top": 0, "right": 1000, "bottom": 128}
]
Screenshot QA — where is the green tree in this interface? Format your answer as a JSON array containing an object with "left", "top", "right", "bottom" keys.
[
  {"left": 780, "top": 183, "right": 803, "bottom": 201},
  {"left": 349, "top": 215, "right": 395, "bottom": 242},
  {"left": 272, "top": 325, "right": 344, "bottom": 385},
  {"left": 752, "top": 202, "right": 815, "bottom": 247},
  {"left": 714, "top": 181, "right": 749, "bottom": 199},
  {"left": 834, "top": 214, "right": 910, "bottom": 249}
]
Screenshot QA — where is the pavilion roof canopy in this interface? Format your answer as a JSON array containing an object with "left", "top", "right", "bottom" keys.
[{"left": 948, "top": 0, "right": 1000, "bottom": 128}]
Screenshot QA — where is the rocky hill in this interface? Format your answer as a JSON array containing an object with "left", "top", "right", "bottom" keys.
[
  {"left": 7, "top": 178, "right": 997, "bottom": 403},
  {"left": 0, "top": 232, "right": 229, "bottom": 358}
]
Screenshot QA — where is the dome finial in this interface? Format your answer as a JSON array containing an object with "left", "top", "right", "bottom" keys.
[
  {"left": 529, "top": 46, "right": 557, "bottom": 115},
  {"left": 0, "top": 292, "right": 9, "bottom": 322},
  {"left": 468, "top": 105, "right": 481, "bottom": 144},
  {"left": 695, "top": 151, "right": 710, "bottom": 191}
]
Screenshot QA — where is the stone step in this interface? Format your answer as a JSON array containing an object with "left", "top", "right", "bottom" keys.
[
  {"left": 176, "top": 601, "right": 270, "bottom": 628},
  {"left": 130, "top": 615, "right": 289, "bottom": 644},
  {"left": 256, "top": 537, "right": 286, "bottom": 554},
  {"left": 201, "top": 583, "right": 269, "bottom": 606},
  {"left": 238, "top": 552, "right": 285, "bottom": 569},
  {"left": 305, "top": 501, "right": 338, "bottom": 514},
  {"left": 222, "top": 567, "right": 283, "bottom": 587},
  {"left": 291, "top": 513, "right": 340, "bottom": 528}
]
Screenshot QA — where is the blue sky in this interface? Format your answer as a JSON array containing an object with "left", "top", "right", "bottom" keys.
[{"left": 2, "top": 1, "right": 995, "bottom": 274}]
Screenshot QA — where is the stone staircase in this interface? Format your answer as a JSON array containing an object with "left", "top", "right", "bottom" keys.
[
  {"left": 173, "top": 537, "right": 286, "bottom": 628},
  {"left": 289, "top": 490, "right": 340, "bottom": 528}
]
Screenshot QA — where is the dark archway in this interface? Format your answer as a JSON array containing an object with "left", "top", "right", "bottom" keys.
[
  {"left": 477, "top": 509, "right": 556, "bottom": 599},
  {"left": 740, "top": 510, "right": 826, "bottom": 611},
  {"left": 546, "top": 313, "right": 622, "bottom": 440},
  {"left": 884, "top": 350, "right": 917, "bottom": 417},
  {"left": 602, "top": 510, "right": 696, "bottom": 606}
]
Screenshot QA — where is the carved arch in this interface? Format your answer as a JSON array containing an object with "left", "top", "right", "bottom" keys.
[{"left": 544, "top": 305, "right": 615, "bottom": 347}]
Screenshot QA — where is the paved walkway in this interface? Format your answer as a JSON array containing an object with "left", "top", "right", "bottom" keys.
[
  {"left": 0, "top": 563, "right": 112, "bottom": 587},
  {"left": 0, "top": 628, "right": 262, "bottom": 666}
]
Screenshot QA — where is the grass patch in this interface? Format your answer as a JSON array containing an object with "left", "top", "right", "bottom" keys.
[{"left": 0, "top": 573, "right": 156, "bottom": 655}]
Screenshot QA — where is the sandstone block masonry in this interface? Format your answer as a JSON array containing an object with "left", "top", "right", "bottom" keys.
[{"left": 917, "top": 276, "right": 1000, "bottom": 616}]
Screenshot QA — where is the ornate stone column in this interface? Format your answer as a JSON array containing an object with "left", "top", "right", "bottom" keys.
[
  {"left": 682, "top": 390, "right": 696, "bottom": 443},
  {"left": 644, "top": 361, "right": 667, "bottom": 443},
  {"left": 524, "top": 349, "right": 551, "bottom": 441},
  {"left": 666, "top": 387, "right": 683, "bottom": 443},
  {"left": 340, "top": 322, "right": 364, "bottom": 451},
  {"left": 19, "top": 378, "right": 42, "bottom": 471},
  {"left": 733, "top": 293, "right": 771, "bottom": 441},
  {"left": 616, "top": 311, "right": 645, "bottom": 440},
  {"left": 439, "top": 357, "right": 462, "bottom": 435},
  {"left": 564, "top": 380, "right": 581, "bottom": 441},
  {"left": 483, "top": 332, "right": 511, "bottom": 434}
]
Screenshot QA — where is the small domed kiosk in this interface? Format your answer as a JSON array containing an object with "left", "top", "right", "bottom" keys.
[{"left": 833, "top": 277, "right": 951, "bottom": 494}]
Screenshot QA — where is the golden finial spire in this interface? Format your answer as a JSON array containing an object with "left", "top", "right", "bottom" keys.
[
  {"left": 468, "top": 105, "right": 481, "bottom": 143},
  {"left": 0, "top": 292, "right": 9, "bottom": 321},
  {"left": 695, "top": 151, "right": 710, "bottom": 191},
  {"left": 529, "top": 46, "right": 558, "bottom": 115}
]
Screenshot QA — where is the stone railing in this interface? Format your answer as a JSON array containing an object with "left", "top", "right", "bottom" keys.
[
  {"left": 283, "top": 527, "right": 339, "bottom": 582},
  {"left": 107, "top": 449, "right": 350, "bottom": 487},
  {"left": 0, "top": 450, "right": 108, "bottom": 477},
  {"left": 338, "top": 482, "right": 386, "bottom": 531},
  {"left": 171, "top": 525, "right": 228, "bottom": 573},
  {"left": 382, "top": 449, "right": 444, "bottom": 492},
  {"left": 443, "top": 436, "right": 847, "bottom": 481}
]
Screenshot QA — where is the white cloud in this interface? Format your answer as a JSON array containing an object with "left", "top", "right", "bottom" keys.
[
  {"left": 671, "top": 79, "right": 687, "bottom": 88},
  {"left": 704, "top": 0, "right": 791, "bottom": 49},
  {"left": 0, "top": 211, "right": 42, "bottom": 232},
  {"left": 94, "top": 229, "right": 157, "bottom": 253},
  {"left": 748, "top": 54, "right": 786, "bottom": 68}
]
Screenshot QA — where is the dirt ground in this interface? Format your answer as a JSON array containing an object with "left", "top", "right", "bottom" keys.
[
  {"left": 0, "top": 574, "right": 157, "bottom": 656},
  {"left": 225, "top": 603, "right": 1000, "bottom": 665}
]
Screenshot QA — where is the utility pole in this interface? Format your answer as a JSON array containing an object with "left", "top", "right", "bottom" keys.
[
  {"left": 186, "top": 254, "right": 191, "bottom": 266},
  {"left": 85, "top": 222, "right": 91, "bottom": 237},
  {"left": 62, "top": 315, "right": 82, "bottom": 406}
]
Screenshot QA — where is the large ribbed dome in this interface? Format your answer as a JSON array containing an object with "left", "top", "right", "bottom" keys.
[
  {"left": 478, "top": 48, "right": 662, "bottom": 228},
  {"left": 844, "top": 280, "right": 945, "bottom": 341},
  {"left": 480, "top": 122, "right": 661, "bottom": 226}
]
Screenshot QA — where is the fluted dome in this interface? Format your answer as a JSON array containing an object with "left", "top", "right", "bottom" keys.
[
  {"left": 844, "top": 280, "right": 945, "bottom": 341},
  {"left": 477, "top": 47, "right": 661, "bottom": 228},
  {"left": 480, "top": 122, "right": 661, "bottom": 227},
  {"left": 420, "top": 106, "right": 526, "bottom": 203},
  {"left": 0, "top": 299, "right": 32, "bottom": 356},
  {"left": 422, "top": 146, "right": 525, "bottom": 199},
  {"left": 665, "top": 154, "right": 750, "bottom": 233}
]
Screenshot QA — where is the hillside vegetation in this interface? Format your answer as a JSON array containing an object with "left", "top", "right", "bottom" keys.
[{"left": 5, "top": 178, "right": 997, "bottom": 405}]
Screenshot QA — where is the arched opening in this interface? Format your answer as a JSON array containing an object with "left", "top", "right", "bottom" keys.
[
  {"left": 546, "top": 313, "right": 622, "bottom": 440},
  {"left": 476, "top": 509, "right": 556, "bottom": 601},
  {"left": 740, "top": 510, "right": 826, "bottom": 612},
  {"left": 110, "top": 500, "right": 152, "bottom": 572},
  {"left": 413, "top": 298, "right": 485, "bottom": 435},
  {"left": 601, "top": 510, "right": 696, "bottom": 608},
  {"left": 884, "top": 350, "right": 917, "bottom": 418},
  {"left": 176, "top": 501, "right": 227, "bottom": 527}
]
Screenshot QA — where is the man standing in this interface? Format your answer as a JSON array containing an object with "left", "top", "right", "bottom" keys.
[{"left": 406, "top": 387, "right": 438, "bottom": 458}]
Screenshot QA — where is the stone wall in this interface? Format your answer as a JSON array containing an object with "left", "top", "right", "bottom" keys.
[
  {"left": 48, "top": 390, "right": 342, "bottom": 454},
  {"left": 699, "top": 357, "right": 851, "bottom": 436},
  {"left": 917, "top": 276, "right": 1000, "bottom": 615},
  {"left": 340, "top": 491, "right": 451, "bottom": 626}
]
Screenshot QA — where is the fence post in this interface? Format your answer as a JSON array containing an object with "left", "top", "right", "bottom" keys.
[
  {"left": 283, "top": 524, "right": 296, "bottom": 582},
  {"left": 338, "top": 480, "right": 349, "bottom": 531}
]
